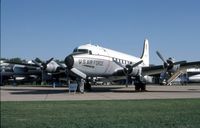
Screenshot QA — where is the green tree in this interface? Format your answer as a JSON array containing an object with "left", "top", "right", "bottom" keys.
[{"left": 9, "top": 58, "right": 23, "bottom": 63}]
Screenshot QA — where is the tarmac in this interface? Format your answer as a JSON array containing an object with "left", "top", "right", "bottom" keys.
[{"left": 1, "top": 84, "right": 200, "bottom": 101}]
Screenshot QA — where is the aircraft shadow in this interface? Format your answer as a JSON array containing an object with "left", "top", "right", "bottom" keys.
[
  {"left": 7, "top": 89, "right": 67, "bottom": 95},
  {"left": 89, "top": 87, "right": 200, "bottom": 93},
  {"left": 2, "top": 86, "right": 200, "bottom": 95},
  {"left": 7, "top": 86, "right": 122, "bottom": 94}
]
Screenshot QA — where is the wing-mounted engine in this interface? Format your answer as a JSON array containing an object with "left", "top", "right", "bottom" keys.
[
  {"left": 32, "top": 58, "right": 54, "bottom": 84},
  {"left": 46, "top": 61, "right": 60, "bottom": 73},
  {"left": 129, "top": 66, "right": 141, "bottom": 76},
  {"left": 32, "top": 58, "right": 54, "bottom": 71},
  {"left": 12, "top": 65, "right": 28, "bottom": 74},
  {"left": 114, "top": 59, "right": 143, "bottom": 87},
  {"left": 156, "top": 51, "right": 186, "bottom": 85}
]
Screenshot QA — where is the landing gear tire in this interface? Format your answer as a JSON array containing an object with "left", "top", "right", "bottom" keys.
[
  {"left": 135, "top": 83, "right": 146, "bottom": 92},
  {"left": 76, "top": 85, "right": 81, "bottom": 92},
  {"left": 84, "top": 82, "right": 91, "bottom": 91},
  {"left": 141, "top": 84, "right": 146, "bottom": 92},
  {"left": 135, "top": 84, "right": 140, "bottom": 92},
  {"left": 134, "top": 76, "right": 147, "bottom": 92}
]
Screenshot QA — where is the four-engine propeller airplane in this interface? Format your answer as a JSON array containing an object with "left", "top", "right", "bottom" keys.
[
  {"left": 64, "top": 39, "right": 200, "bottom": 92},
  {"left": 1, "top": 39, "right": 200, "bottom": 91},
  {"left": 0, "top": 58, "right": 66, "bottom": 86}
]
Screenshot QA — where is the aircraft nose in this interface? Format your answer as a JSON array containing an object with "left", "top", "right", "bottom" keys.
[{"left": 64, "top": 55, "right": 74, "bottom": 69}]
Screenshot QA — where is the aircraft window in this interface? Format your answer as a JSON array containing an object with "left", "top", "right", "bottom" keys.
[
  {"left": 78, "top": 49, "right": 89, "bottom": 53},
  {"left": 89, "top": 50, "right": 92, "bottom": 54},
  {"left": 114, "top": 58, "right": 119, "bottom": 62},
  {"left": 73, "top": 48, "right": 78, "bottom": 52},
  {"left": 73, "top": 49, "right": 89, "bottom": 54}
]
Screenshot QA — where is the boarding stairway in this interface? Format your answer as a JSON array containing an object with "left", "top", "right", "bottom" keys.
[{"left": 167, "top": 70, "right": 183, "bottom": 85}]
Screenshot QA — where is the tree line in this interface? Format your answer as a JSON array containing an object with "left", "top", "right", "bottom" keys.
[{"left": 0, "top": 57, "right": 64, "bottom": 63}]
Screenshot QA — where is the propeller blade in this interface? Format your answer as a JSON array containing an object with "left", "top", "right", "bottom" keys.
[
  {"left": 174, "top": 60, "right": 187, "bottom": 65},
  {"left": 113, "top": 60, "right": 126, "bottom": 69},
  {"left": 46, "top": 58, "right": 54, "bottom": 65},
  {"left": 71, "top": 68, "right": 87, "bottom": 79},
  {"left": 32, "top": 60, "right": 42, "bottom": 67},
  {"left": 131, "top": 60, "right": 143, "bottom": 68},
  {"left": 35, "top": 58, "right": 42, "bottom": 63},
  {"left": 156, "top": 51, "right": 167, "bottom": 63}
]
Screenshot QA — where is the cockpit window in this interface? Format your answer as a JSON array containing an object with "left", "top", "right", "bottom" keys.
[
  {"left": 73, "top": 48, "right": 78, "bottom": 53},
  {"left": 73, "top": 48, "right": 92, "bottom": 54}
]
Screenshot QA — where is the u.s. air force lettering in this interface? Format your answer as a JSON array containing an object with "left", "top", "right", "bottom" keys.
[{"left": 79, "top": 59, "right": 104, "bottom": 66}]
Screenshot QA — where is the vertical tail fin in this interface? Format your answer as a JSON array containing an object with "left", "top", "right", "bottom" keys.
[{"left": 140, "top": 39, "right": 149, "bottom": 66}]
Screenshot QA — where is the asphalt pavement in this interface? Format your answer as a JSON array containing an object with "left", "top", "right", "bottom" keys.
[{"left": 1, "top": 84, "right": 200, "bottom": 101}]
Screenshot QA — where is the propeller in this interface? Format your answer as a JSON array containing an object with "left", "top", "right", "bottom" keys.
[
  {"left": 56, "top": 61, "right": 71, "bottom": 85},
  {"left": 32, "top": 58, "right": 54, "bottom": 84},
  {"left": 32, "top": 58, "right": 54, "bottom": 70},
  {"left": 156, "top": 51, "right": 167, "bottom": 64},
  {"left": 114, "top": 59, "right": 143, "bottom": 87},
  {"left": 156, "top": 51, "right": 186, "bottom": 71}
]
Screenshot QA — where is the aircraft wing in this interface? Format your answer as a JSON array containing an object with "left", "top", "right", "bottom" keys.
[
  {"left": 142, "top": 65, "right": 164, "bottom": 76},
  {"left": 4, "top": 61, "right": 39, "bottom": 67},
  {"left": 179, "top": 61, "right": 200, "bottom": 71},
  {"left": 142, "top": 61, "right": 200, "bottom": 76}
]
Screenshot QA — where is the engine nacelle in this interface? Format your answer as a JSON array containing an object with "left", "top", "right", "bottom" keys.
[
  {"left": 170, "top": 64, "right": 180, "bottom": 73},
  {"left": 46, "top": 61, "right": 60, "bottom": 72},
  {"left": 129, "top": 67, "right": 141, "bottom": 76},
  {"left": 13, "top": 65, "right": 27, "bottom": 73}
]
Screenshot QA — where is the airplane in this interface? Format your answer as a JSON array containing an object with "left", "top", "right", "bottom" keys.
[
  {"left": 0, "top": 58, "right": 66, "bottom": 86},
  {"left": 186, "top": 68, "right": 200, "bottom": 83},
  {"left": 64, "top": 39, "right": 200, "bottom": 92},
  {"left": 0, "top": 60, "right": 41, "bottom": 86}
]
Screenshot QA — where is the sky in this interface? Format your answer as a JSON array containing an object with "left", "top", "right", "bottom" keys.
[{"left": 1, "top": 0, "right": 200, "bottom": 64}]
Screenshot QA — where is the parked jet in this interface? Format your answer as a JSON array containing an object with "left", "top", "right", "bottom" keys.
[{"left": 64, "top": 39, "right": 200, "bottom": 92}]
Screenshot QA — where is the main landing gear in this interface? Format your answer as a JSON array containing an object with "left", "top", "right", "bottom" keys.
[{"left": 134, "top": 76, "right": 147, "bottom": 92}]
